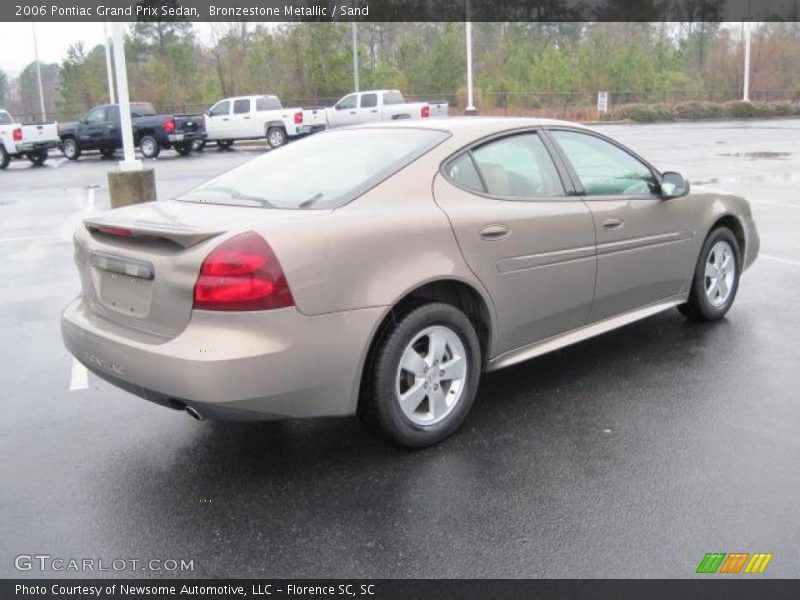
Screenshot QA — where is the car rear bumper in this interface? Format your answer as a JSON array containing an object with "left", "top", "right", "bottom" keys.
[
  {"left": 168, "top": 132, "right": 206, "bottom": 143},
  {"left": 61, "top": 296, "right": 383, "bottom": 420},
  {"left": 15, "top": 140, "right": 59, "bottom": 152}
]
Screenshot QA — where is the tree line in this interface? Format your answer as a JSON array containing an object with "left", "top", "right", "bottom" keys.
[{"left": 1, "top": 21, "right": 799, "bottom": 122}]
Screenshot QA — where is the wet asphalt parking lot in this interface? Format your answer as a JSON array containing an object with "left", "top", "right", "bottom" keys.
[{"left": 1, "top": 120, "right": 798, "bottom": 579}]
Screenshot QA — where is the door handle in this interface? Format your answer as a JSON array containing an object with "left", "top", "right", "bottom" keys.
[
  {"left": 603, "top": 218, "right": 624, "bottom": 230},
  {"left": 480, "top": 224, "right": 510, "bottom": 241}
]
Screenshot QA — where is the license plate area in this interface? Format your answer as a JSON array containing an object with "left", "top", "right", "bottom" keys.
[{"left": 90, "top": 254, "right": 154, "bottom": 318}]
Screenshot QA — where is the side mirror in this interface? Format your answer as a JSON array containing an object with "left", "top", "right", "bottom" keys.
[{"left": 660, "top": 171, "right": 690, "bottom": 199}]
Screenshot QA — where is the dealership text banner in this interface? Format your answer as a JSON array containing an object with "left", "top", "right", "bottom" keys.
[{"left": 5, "top": 0, "right": 798, "bottom": 22}]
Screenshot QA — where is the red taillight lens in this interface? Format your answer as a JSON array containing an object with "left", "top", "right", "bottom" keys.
[
  {"left": 421, "top": 105, "right": 430, "bottom": 118},
  {"left": 193, "top": 232, "right": 294, "bottom": 311},
  {"left": 12, "top": 128, "right": 22, "bottom": 141},
  {"left": 97, "top": 226, "right": 133, "bottom": 237},
  {"left": 164, "top": 118, "right": 176, "bottom": 134},
  {"left": 294, "top": 111, "right": 303, "bottom": 124}
]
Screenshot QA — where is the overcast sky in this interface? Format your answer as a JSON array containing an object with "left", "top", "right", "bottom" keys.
[{"left": 0, "top": 22, "right": 217, "bottom": 76}]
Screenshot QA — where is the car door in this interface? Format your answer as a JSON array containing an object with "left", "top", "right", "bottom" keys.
[
  {"left": 231, "top": 97, "right": 254, "bottom": 137},
  {"left": 104, "top": 105, "right": 122, "bottom": 148},
  {"left": 547, "top": 128, "right": 696, "bottom": 322},
  {"left": 357, "top": 92, "right": 380, "bottom": 123},
  {"left": 79, "top": 106, "right": 108, "bottom": 147},
  {"left": 204, "top": 100, "right": 231, "bottom": 140},
  {"left": 433, "top": 131, "right": 597, "bottom": 356},
  {"left": 330, "top": 94, "right": 359, "bottom": 127}
]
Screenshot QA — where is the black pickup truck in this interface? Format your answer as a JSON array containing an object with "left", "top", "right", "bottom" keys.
[{"left": 59, "top": 102, "right": 205, "bottom": 160}]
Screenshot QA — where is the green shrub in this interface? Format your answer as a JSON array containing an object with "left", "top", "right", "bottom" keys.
[
  {"left": 604, "top": 100, "right": 800, "bottom": 122},
  {"left": 723, "top": 100, "right": 756, "bottom": 118}
]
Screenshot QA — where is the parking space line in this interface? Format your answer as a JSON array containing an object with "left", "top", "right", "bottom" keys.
[
  {"left": 755, "top": 200, "right": 800, "bottom": 209},
  {"left": 69, "top": 359, "right": 89, "bottom": 391},
  {"left": 761, "top": 254, "right": 800, "bottom": 267},
  {"left": 0, "top": 234, "right": 54, "bottom": 244}
]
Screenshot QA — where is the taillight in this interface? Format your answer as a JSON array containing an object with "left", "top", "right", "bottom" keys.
[
  {"left": 12, "top": 128, "right": 22, "bottom": 141},
  {"left": 164, "top": 118, "right": 176, "bottom": 134},
  {"left": 294, "top": 111, "right": 303, "bottom": 124},
  {"left": 193, "top": 232, "right": 294, "bottom": 311},
  {"left": 420, "top": 105, "right": 430, "bottom": 118},
  {"left": 97, "top": 226, "right": 133, "bottom": 237}
]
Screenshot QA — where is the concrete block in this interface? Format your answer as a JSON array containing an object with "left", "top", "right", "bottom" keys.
[{"left": 108, "top": 168, "right": 156, "bottom": 208}]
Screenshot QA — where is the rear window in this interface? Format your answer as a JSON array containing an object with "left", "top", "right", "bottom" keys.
[
  {"left": 256, "top": 96, "right": 282, "bottom": 111},
  {"left": 131, "top": 103, "right": 156, "bottom": 117},
  {"left": 0, "top": 111, "right": 12, "bottom": 125},
  {"left": 383, "top": 91, "right": 404, "bottom": 105},
  {"left": 178, "top": 128, "right": 448, "bottom": 210}
]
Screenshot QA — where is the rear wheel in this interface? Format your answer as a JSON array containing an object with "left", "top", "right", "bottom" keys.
[
  {"left": 360, "top": 303, "right": 482, "bottom": 448},
  {"left": 27, "top": 150, "right": 48, "bottom": 165},
  {"left": 139, "top": 134, "right": 160, "bottom": 159},
  {"left": 174, "top": 142, "right": 193, "bottom": 156},
  {"left": 62, "top": 137, "right": 81, "bottom": 160},
  {"left": 267, "top": 127, "right": 288, "bottom": 149},
  {"left": 679, "top": 227, "right": 741, "bottom": 321},
  {"left": 0, "top": 145, "right": 10, "bottom": 169}
]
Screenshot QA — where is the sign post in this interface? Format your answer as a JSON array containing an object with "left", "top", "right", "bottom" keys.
[{"left": 597, "top": 91, "right": 609, "bottom": 118}]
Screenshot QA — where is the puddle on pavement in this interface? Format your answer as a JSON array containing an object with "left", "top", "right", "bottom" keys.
[{"left": 718, "top": 151, "right": 792, "bottom": 160}]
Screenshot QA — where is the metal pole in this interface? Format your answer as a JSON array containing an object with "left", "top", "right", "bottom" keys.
[
  {"left": 743, "top": 21, "right": 751, "bottom": 102},
  {"left": 31, "top": 23, "right": 47, "bottom": 122},
  {"left": 104, "top": 22, "right": 116, "bottom": 104},
  {"left": 465, "top": 1, "right": 475, "bottom": 114},
  {"left": 351, "top": 22, "right": 360, "bottom": 93},
  {"left": 111, "top": 22, "right": 141, "bottom": 171}
]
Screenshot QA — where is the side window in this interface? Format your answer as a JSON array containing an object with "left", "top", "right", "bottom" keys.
[
  {"left": 106, "top": 106, "right": 120, "bottom": 122},
  {"left": 256, "top": 97, "right": 282, "bottom": 111},
  {"left": 470, "top": 133, "right": 564, "bottom": 197},
  {"left": 233, "top": 99, "right": 251, "bottom": 115},
  {"left": 208, "top": 101, "right": 230, "bottom": 117},
  {"left": 360, "top": 93, "right": 378, "bottom": 108},
  {"left": 445, "top": 153, "right": 484, "bottom": 192},
  {"left": 337, "top": 94, "right": 357, "bottom": 110},
  {"left": 551, "top": 130, "right": 658, "bottom": 196},
  {"left": 84, "top": 107, "right": 107, "bottom": 124}
]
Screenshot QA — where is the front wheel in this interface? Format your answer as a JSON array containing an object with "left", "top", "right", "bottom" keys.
[
  {"left": 27, "top": 150, "right": 48, "bottom": 165},
  {"left": 0, "top": 145, "right": 10, "bottom": 169},
  {"left": 174, "top": 142, "right": 193, "bottom": 156},
  {"left": 679, "top": 227, "right": 741, "bottom": 321},
  {"left": 267, "top": 127, "right": 288, "bottom": 149},
  {"left": 61, "top": 138, "right": 81, "bottom": 160},
  {"left": 360, "top": 303, "right": 482, "bottom": 448},
  {"left": 139, "top": 135, "right": 160, "bottom": 159}
]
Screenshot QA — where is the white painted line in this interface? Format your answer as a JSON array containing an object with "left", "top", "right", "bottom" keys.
[
  {"left": 754, "top": 199, "right": 800, "bottom": 209},
  {"left": 761, "top": 254, "right": 800, "bottom": 267},
  {"left": 0, "top": 234, "right": 53, "bottom": 244},
  {"left": 69, "top": 359, "right": 89, "bottom": 391}
]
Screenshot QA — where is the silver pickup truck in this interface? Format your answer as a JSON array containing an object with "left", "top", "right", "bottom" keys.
[
  {"left": 0, "top": 109, "right": 60, "bottom": 169},
  {"left": 325, "top": 90, "right": 448, "bottom": 128}
]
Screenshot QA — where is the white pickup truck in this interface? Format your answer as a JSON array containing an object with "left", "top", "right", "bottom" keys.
[
  {"left": 0, "top": 109, "right": 60, "bottom": 169},
  {"left": 325, "top": 90, "right": 448, "bottom": 128},
  {"left": 202, "top": 95, "right": 327, "bottom": 149}
]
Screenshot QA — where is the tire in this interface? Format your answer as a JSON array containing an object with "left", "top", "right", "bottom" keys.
[
  {"left": 679, "top": 227, "right": 741, "bottom": 322},
  {"left": 174, "top": 142, "right": 193, "bottom": 156},
  {"left": 360, "top": 302, "right": 482, "bottom": 448},
  {"left": 27, "top": 150, "right": 48, "bottom": 165},
  {"left": 216, "top": 140, "right": 233, "bottom": 150},
  {"left": 0, "top": 145, "right": 10, "bottom": 169},
  {"left": 267, "top": 127, "right": 288, "bottom": 149},
  {"left": 99, "top": 148, "right": 115, "bottom": 159},
  {"left": 61, "top": 137, "right": 81, "bottom": 160},
  {"left": 139, "top": 135, "right": 160, "bottom": 159},
  {"left": 192, "top": 139, "right": 206, "bottom": 153}
]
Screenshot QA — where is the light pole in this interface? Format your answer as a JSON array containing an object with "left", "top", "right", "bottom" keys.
[
  {"left": 30, "top": 23, "right": 47, "bottom": 122},
  {"left": 111, "top": 22, "right": 140, "bottom": 171},
  {"left": 104, "top": 22, "right": 116, "bottom": 104},
  {"left": 743, "top": 21, "right": 751, "bottom": 102},
  {"left": 351, "top": 22, "right": 360, "bottom": 93},
  {"left": 465, "top": 1, "right": 476, "bottom": 115}
]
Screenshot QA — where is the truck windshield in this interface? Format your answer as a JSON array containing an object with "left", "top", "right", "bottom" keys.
[
  {"left": 0, "top": 111, "right": 12, "bottom": 125},
  {"left": 178, "top": 128, "right": 448, "bottom": 210}
]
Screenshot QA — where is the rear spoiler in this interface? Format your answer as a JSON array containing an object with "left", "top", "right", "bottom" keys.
[{"left": 84, "top": 217, "right": 223, "bottom": 248}]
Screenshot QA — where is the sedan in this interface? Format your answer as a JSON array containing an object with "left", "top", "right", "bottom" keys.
[{"left": 61, "top": 118, "right": 760, "bottom": 447}]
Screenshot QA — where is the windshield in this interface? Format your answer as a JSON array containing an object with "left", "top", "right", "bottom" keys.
[{"left": 177, "top": 128, "right": 448, "bottom": 209}]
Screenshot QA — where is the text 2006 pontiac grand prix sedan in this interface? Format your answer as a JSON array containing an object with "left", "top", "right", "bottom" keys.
[{"left": 62, "top": 118, "right": 759, "bottom": 447}]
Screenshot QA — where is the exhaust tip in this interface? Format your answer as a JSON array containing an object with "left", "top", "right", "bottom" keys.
[{"left": 185, "top": 406, "right": 204, "bottom": 421}]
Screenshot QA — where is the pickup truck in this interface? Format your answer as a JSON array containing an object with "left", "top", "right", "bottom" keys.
[
  {"left": 203, "top": 95, "right": 327, "bottom": 149},
  {"left": 325, "top": 90, "right": 448, "bottom": 128},
  {"left": 59, "top": 102, "right": 206, "bottom": 160},
  {"left": 0, "top": 109, "right": 60, "bottom": 169}
]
